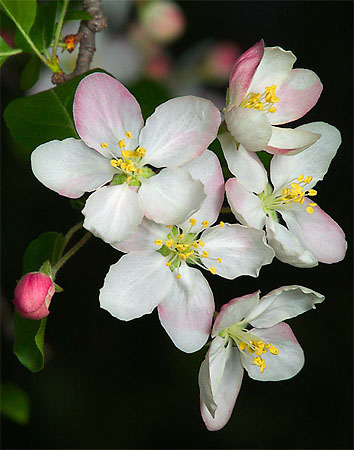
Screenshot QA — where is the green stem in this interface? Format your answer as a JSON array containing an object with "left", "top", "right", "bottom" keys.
[
  {"left": 51, "top": 0, "right": 69, "bottom": 65},
  {"left": 63, "top": 221, "right": 83, "bottom": 249},
  {"left": 52, "top": 232, "right": 91, "bottom": 277},
  {"left": 0, "top": 48, "right": 22, "bottom": 56},
  {"left": 220, "top": 207, "right": 232, "bottom": 214}
]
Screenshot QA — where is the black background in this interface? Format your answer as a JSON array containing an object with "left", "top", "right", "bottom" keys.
[{"left": 1, "top": 1, "right": 353, "bottom": 449}]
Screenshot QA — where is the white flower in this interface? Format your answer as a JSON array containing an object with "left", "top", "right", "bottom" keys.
[
  {"left": 199, "top": 285, "right": 324, "bottom": 431},
  {"left": 31, "top": 72, "right": 221, "bottom": 244}
]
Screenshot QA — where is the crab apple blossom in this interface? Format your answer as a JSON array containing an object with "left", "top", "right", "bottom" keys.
[
  {"left": 31, "top": 73, "right": 221, "bottom": 244},
  {"left": 199, "top": 285, "right": 324, "bottom": 431},
  {"left": 13, "top": 272, "right": 55, "bottom": 320},
  {"left": 99, "top": 151, "right": 274, "bottom": 353},
  {"left": 225, "top": 39, "right": 323, "bottom": 155},
  {"left": 221, "top": 122, "right": 347, "bottom": 268}
]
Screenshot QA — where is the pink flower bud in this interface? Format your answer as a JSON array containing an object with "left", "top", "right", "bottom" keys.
[
  {"left": 13, "top": 272, "right": 55, "bottom": 320},
  {"left": 202, "top": 42, "right": 241, "bottom": 83}
]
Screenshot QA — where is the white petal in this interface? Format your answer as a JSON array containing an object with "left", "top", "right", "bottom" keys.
[
  {"left": 241, "top": 323, "right": 304, "bottom": 382},
  {"left": 266, "top": 217, "right": 318, "bottom": 268},
  {"left": 139, "top": 96, "right": 221, "bottom": 168},
  {"left": 225, "top": 178, "right": 266, "bottom": 230},
  {"left": 31, "top": 138, "right": 115, "bottom": 198},
  {"left": 139, "top": 168, "right": 205, "bottom": 225},
  {"left": 212, "top": 291, "right": 260, "bottom": 338},
  {"left": 266, "top": 126, "right": 320, "bottom": 155},
  {"left": 201, "top": 224, "right": 274, "bottom": 279},
  {"left": 99, "top": 250, "right": 174, "bottom": 320},
  {"left": 245, "top": 285, "right": 325, "bottom": 328},
  {"left": 158, "top": 265, "right": 214, "bottom": 353},
  {"left": 179, "top": 150, "right": 225, "bottom": 232},
  {"left": 82, "top": 184, "right": 144, "bottom": 244},
  {"left": 270, "top": 122, "right": 342, "bottom": 191},
  {"left": 218, "top": 131, "right": 267, "bottom": 194}
]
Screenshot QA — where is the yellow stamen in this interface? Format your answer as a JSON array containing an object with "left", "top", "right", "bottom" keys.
[
  {"left": 110, "top": 160, "right": 120, "bottom": 168},
  {"left": 154, "top": 239, "right": 163, "bottom": 246},
  {"left": 308, "top": 189, "right": 317, "bottom": 196},
  {"left": 118, "top": 139, "right": 126, "bottom": 148},
  {"left": 209, "top": 267, "right": 216, "bottom": 275},
  {"left": 202, "top": 220, "right": 209, "bottom": 227},
  {"left": 192, "top": 243, "right": 199, "bottom": 249},
  {"left": 217, "top": 258, "right": 222, "bottom": 263},
  {"left": 198, "top": 240, "right": 205, "bottom": 247},
  {"left": 306, "top": 206, "right": 314, "bottom": 214},
  {"left": 126, "top": 176, "right": 132, "bottom": 183},
  {"left": 166, "top": 225, "right": 172, "bottom": 229},
  {"left": 178, "top": 233, "right": 184, "bottom": 239},
  {"left": 297, "top": 174, "right": 304, "bottom": 182},
  {"left": 201, "top": 251, "right": 209, "bottom": 258},
  {"left": 239, "top": 342, "right": 247, "bottom": 350},
  {"left": 165, "top": 239, "right": 174, "bottom": 247},
  {"left": 100, "top": 142, "right": 108, "bottom": 149},
  {"left": 179, "top": 253, "right": 187, "bottom": 260},
  {"left": 189, "top": 218, "right": 197, "bottom": 226},
  {"left": 219, "top": 221, "right": 225, "bottom": 227},
  {"left": 176, "top": 274, "right": 181, "bottom": 279},
  {"left": 125, "top": 131, "right": 132, "bottom": 138},
  {"left": 166, "top": 262, "right": 171, "bottom": 267}
]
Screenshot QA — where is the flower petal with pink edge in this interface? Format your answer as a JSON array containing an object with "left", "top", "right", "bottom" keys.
[
  {"left": 201, "top": 224, "right": 274, "bottom": 280},
  {"left": 269, "top": 69, "right": 323, "bottom": 125},
  {"left": 266, "top": 126, "right": 320, "bottom": 155},
  {"left": 241, "top": 322, "right": 304, "bottom": 382},
  {"left": 245, "top": 285, "right": 324, "bottom": 329},
  {"left": 226, "top": 178, "right": 266, "bottom": 230},
  {"left": 280, "top": 199, "right": 347, "bottom": 264},
  {"left": 73, "top": 73, "right": 144, "bottom": 156},
  {"left": 270, "top": 122, "right": 342, "bottom": 191},
  {"left": 228, "top": 40, "right": 264, "bottom": 106},
  {"left": 247, "top": 46, "right": 296, "bottom": 94},
  {"left": 158, "top": 264, "right": 214, "bottom": 353},
  {"left": 219, "top": 131, "right": 267, "bottom": 194},
  {"left": 225, "top": 106, "right": 272, "bottom": 152},
  {"left": 83, "top": 184, "right": 144, "bottom": 244},
  {"left": 31, "top": 138, "right": 116, "bottom": 198},
  {"left": 138, "top": 168, "right": 205, "bottom": 225},
  {"left": 178, "top": 150, "right": 224, "bottom": 233},
  {"left": 99, "top": 250, "right": 173, "bottom": 321},
  {"left": 265, "top": 217, "right": 318, "bottom": 268},
  {"left": 200, "top": 338, "right": 244, "bottom": 431},
  {"left": 212, "top": 291, "right": 260, "bottom": 338},
  {"left": 139, "top": 96, "right": 221, "bottom": 168}
]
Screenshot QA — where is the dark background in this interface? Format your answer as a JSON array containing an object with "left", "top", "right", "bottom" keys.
[{"left": 1, "top": 1, "right": 353, "bottom": 449}]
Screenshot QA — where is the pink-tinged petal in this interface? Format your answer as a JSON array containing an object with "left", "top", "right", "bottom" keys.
[
  {"left": 200, "top": 339, "right": 244, "bottom": 431},
  {"left": 270, "top": 122, "right": 342, "bottom": 191},
  {"left": 228, "top": 40, "right": 264, "bottom": 106},
  {"left": 201, "top": 224, "right": 274, "bottom": 280},
  {"left": 138, "top": 168, "right": 205, "bottom": 225},
  {"left": 139, "top": 96, "right": 221, "bottom": 168},
  {"left": 281, "top": 199, "right": 347, "bottom": 264},
  {"left": 212, "top": 292, "right": 260, "bottom": 338},
  {"left": 241, "top": 323, "right": 304, "bottom": 382},
  {"left": 31, "top": 138, "right": 115, "bottom": 198},
  {"left": 269, "top": 69, "right": 323, "bottom": 125},
  {"left": 73, "top": 73, "right": 144, "bottom": 156},
  {"left": 179, "top": 150, "right": 224, "bottom": 232},
  {"left": 112, "top": 218, "right": 168, "bottom": 253},
  {"left": 246, "top": 285, "right": 324, "bottom": 329},
  {"left": 225, "top": 178, "right": 266, "bottom": 229},
  {"left": 99, "top": 250, "right": 174, "bottom": 321},
  {"left": 218, "top": 131, "right": 267, "bottom": 194},
  {"left": 247, "top": 46, "right": 296, "bottom": 93},
  {"left": 82, "top": 184, "right": 144, "bottom": 244},
  {"left": 158, "top": 264, "right": 214, "bottom": 353},
  {"left": 266, "top": 217, "right": 318, "bottom": 268},
  {"left": 225, "top": 106, "right": 272, "bottom": 152},
  {"left": 266, "top": 126, "right": 320, "bottom": 155}
]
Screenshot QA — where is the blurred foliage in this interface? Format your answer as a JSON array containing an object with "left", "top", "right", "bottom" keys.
[
  {"left": 127, "top": 78, "right": 171, "bottom": 120},
  {"left": 20, "top": 55, "right": 41, "bottom": 90},
  {"left": 1, "top": 382, "right": 30, "bottom": 425}
]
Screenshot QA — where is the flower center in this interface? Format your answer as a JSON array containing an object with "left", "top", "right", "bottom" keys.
[
  {"left": 260, "top": 174, "right": 318, "bottom": 216},
  {"left": 239, "top": 84, "right": 279, "bottom": 114},
  {"left": 220, "top": 322, "right": 279, "bottom": 374},
  {"left": 154, "top": 218, "right": 224, "bottom": 279}
]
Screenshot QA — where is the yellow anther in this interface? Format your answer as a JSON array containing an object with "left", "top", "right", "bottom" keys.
[
  {"left": 136, "top": 147, "right": 146, "bottom": 157},
  {"left": 120, "top": 163, "right": 127, "bottom": 170},
  {"left": 126, "top": 176, "right": 132, "bottom": 183},
  {"left": 269, "top": 346, "right": 279, "bottom": 355},
  {"left": 184, "top": 244, "right": 190, "bottom": 249},
  {"left": 300, "top": 198, "right": 305, "bottom": 205},
  {"left": 179, "top": 253, "right": 187, "bottom": 260},
  {"left": 306, "top": 206, "right": 314, "bottom": 214},
  {"left": 309, "top": 202, "right": 317, "bottom": 207},
  {"left": 176, "top": 274, "right": 181, "bottom": 279},
  {"left": 253, "top": 356, "right": 262, "bottom": 365},
  {"left": 138, "top": 168, "right": 143, "bottom": 175},
  {"left": 125, "top": 131, "right": 132, "bottom": 138},
  {"left": 178, "top": 233, "right": 184, "bottom": 239},
  {"left": 304, "top": 176, "right": 313, "bottom": 183},
  {"left": 239, "top": 342, "right": 247, "bottom": 351},
  {"left": 100, "top": 142, "right": 108, "bottom": 149},
  {"left": 308, "top": 189, "right": 317, "bottom": 196},
  {"left": 198, "top": 240, "right": 205, "bottom": 247},
  {"left": 265, "top": 92, "right": 273, "bottom": 103},
  {"left": 201, "top": 251, "right": 209, "bottom": 258},
  {"left": 154, "top": 239, "right": 163, "bottom": 246},
  {"left": 291, "top": 183, "right": 299, "bottom": 189},
  {"left": 209, "top": 266, "right": 216, "bottom": 275},
  {"left": 118, "top": 139, "right": 126, "bottom": 148},
  {"left": 219, "top": 221, "right": 225, "bottom": 227},
  {"left": 189, "top": 218, "right": 197, "bottom": 226},
  {"left": 260, "top": 363, "right": 266, "bottom": 373},
  {"left": 166, "top": 261, "right": 171, "bottom": 267},
  {"left": 185, "top": 251, "right": 194, "bottom": 259},
  {"left": 110, "top": 159, "right": 120, "bottom": 168},
  {"left": 202, "top": 220, "right": 209, "bottom": 227},
  {"left": 297, "top": 174, "right": 304, "bottom": 182},
  {"left": 166, "top": 225, "right": 172, "bottom": 229},
  {"left": 176, "top": 244, "right": 185, "bottom": 251},
  {"left": 192, "top": 243, "right": 199, "bottom": 249},
  {"left": 268, "top": 107, "right": 277, "bottom": 113},
  {"left": 165, "top": 239, "right": 174, "bottom": 247},
  {"left": 217, "top": 258, "right": 222, "bottom": 263}
]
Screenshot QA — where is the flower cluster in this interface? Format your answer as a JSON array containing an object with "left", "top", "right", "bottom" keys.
[{"left": 25, "top": 39, "right": 347, "bottom": 431}]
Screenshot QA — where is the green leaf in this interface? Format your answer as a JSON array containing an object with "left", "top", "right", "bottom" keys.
[
  {"left": 0, "top": 36, "right": 22, "bottom": 66},
  {"left": 4, "top": 68, "right": 108, "bottom": 155},
  {"left": 20, "top": 55, "right": 41, "bottom": 91},
  {"left": 257, "top": 150, "right": 273, "bottom": 173},
  {"left": 64, "top": 10, "right": 92, "bottom": 22},
  {"left": 0, "top": 0, "right": 37, "bottom": 34},
  {"left": 22, "top": 232, "right": 64, "bottom": 275},
  {"left": 1, "top": 382, "right": 30, "bottom": 424},
  {"left": 13, "top": 313, "right": 47, "bottom": 373},
  {"left": 127, "top": 78, "right": 170, "bottom": 120}
]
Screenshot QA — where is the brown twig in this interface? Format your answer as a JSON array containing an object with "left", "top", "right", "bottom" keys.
[{"left": 52, "top": 0, "right": 107, "bottom": 85}]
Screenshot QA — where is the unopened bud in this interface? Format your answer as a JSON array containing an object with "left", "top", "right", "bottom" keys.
[{"left": 13, "top": 272, "right": 55, "bottom": 320}]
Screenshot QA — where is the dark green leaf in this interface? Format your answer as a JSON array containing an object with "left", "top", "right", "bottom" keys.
[
  {"left": 13, "top": 313, "right": 47, "bottom": 373},
  {"left": 64, "top": 10, "right": 92, "bottom": 22},
  {"left": 22, "top": 232, "right": 64, "bottom": 275},
  {"left": 127, "top": 78, "right": 170, "bottom": 120},
  {"left": 1, "top": 382, "right": 30, "bottom": 424},
  {"left": 20, "top": 55, "right": 41, "bottom": 91},
  {"left": 4, "top": 68, "right": 108, "bottom": 155},
  {"left": 0, "top": 0, "right": 37, "bottom": 34},
  {"left": 70, "top": 196, "right": 86, "bottom": 210},
  {"left": 257, "top": 150, "right": 273, "bottom": 173}
]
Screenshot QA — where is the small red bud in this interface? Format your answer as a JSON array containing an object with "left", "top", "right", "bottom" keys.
[{"left": 13, "top": 272, "right": 55, "bottom": 320}]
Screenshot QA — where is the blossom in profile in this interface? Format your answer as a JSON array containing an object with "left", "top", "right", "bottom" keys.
[
  {"left": 199, "top": 285, "right": 324, "bottom": 431},
  {"left": 225, "top": 40, "right": 323, "bottom": 154},
  {"left": 31, "top": 73, "right": 221, "bottom": 244},
  {"left": 221, "top": 122, "right": 347, "bottom": 267}
]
